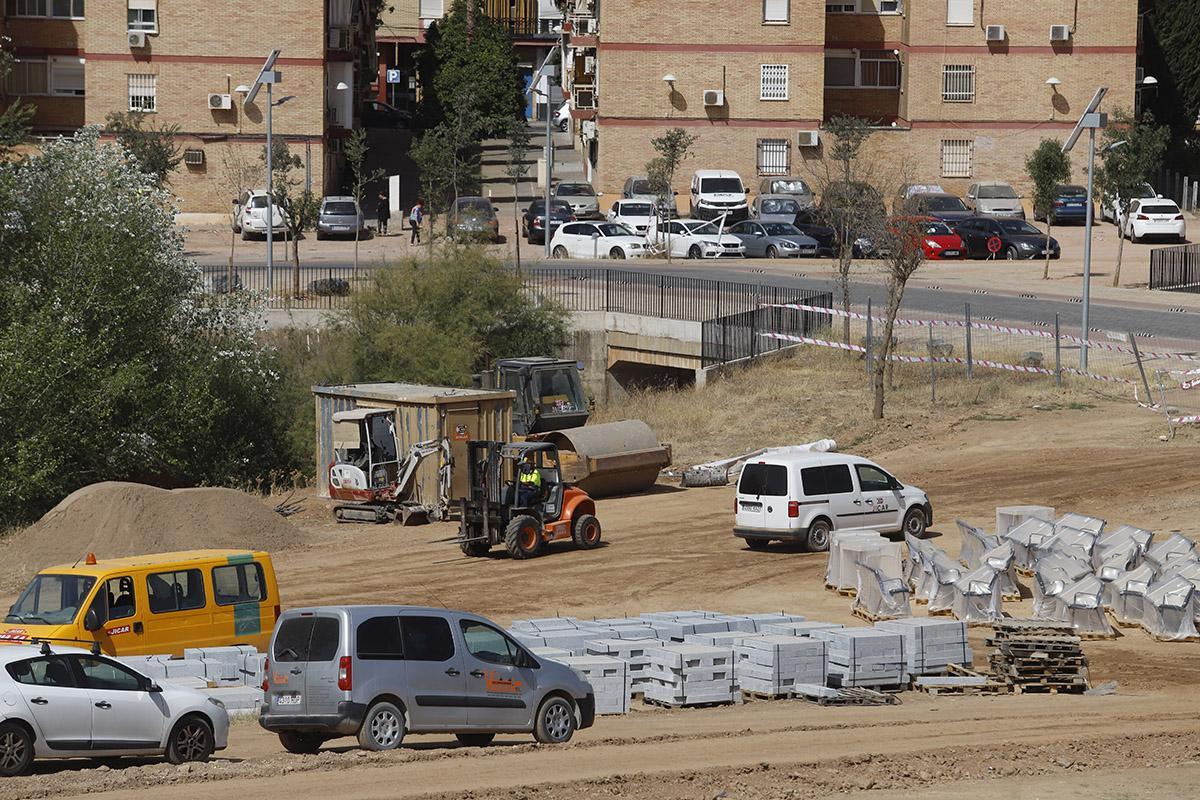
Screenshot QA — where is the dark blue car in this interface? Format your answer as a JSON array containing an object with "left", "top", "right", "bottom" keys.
[{"left": 1036, "top": 184, "right": 1089, "bottom": 224}]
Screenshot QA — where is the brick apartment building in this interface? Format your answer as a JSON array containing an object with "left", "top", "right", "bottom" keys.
[
  {"left": 2, "top": 0, "right": 377, "bottom": 211},
  {"left": 563, "top": 0, "right": 1141, "bottom": 208}
]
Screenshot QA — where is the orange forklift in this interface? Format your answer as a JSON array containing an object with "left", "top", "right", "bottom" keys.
[{"left": 458, "top": 441, "right": 602, "bottom": 559}]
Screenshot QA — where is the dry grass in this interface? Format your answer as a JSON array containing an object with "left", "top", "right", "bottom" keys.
[{"left": 591, "top": 347, "right": 1129, "bottom": 468}]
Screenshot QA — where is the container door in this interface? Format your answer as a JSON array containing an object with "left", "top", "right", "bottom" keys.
[{"left": 446, "top": 405, "right": 480, "bottom": 501}]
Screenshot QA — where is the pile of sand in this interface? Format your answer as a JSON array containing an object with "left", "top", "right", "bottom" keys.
[{"left": 0, "top": 482, "right": 310, "bottom": 591}]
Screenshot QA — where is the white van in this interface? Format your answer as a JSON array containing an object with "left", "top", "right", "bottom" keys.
[
  {"left": 733, "top": 453, "right": 932, "bottom": 551},
  {"left": 690, "top": 170, "right": 749, "bottom": 223}
]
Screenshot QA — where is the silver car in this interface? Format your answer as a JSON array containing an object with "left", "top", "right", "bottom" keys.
[
  {"left": 0, "top": 643, "right": 228, "bottom": 776},
  {"left": 259, "top": 606, "right": 595, "bottom": 753},
  {"left": 729, "top": 220, "right": 818, "bottom": 258},
  {"left": 752, "top": 194, "right": 806, "bottom": 225},
  {"left": 316, "top": 195, "right": 366, "bottom": 239},
  {"left": 965, "top": 182, "right": 1026, "bottom": 219},
  {"left": 757, "top": 177, "right": 814, "bottom": 209},
  {"left": 622, "top": 175, "right": 678, "bottom": 217},
  {"left": 553, "top": 182, "right": 602, "bottom": 219}
]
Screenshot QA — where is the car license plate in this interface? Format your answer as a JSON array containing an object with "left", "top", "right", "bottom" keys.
[
  {"left": 943, "top": 250, "right": 959, "bottom": 257},
  {"left": 740, "top": 501, "right": 762, "bottom": 511},
  {"left": 333, "top": 225, "right": 349, "bottom": 231},
  {"left": 276, "top": 694, "right": 302, "bottom": 705}
]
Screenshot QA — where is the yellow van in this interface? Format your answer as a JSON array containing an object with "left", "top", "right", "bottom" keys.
[{"left": 0, "top": 550, "right": 281, "bottom": 657}]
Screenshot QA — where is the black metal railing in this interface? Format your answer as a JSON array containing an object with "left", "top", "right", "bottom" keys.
[
  {"left": 1150, "top": 244, "right": 1200, "bottom": 293},
  {"left": 199, "top": 263, "right": 369, "bottom": 309},
  {"left": 702, "top": 298, "right": 833, "bottom": 368}
]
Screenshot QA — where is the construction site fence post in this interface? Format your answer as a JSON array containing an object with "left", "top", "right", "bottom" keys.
[
  {"left": 865, "top": 297, "right": 873, "bottom": 381},
  {"left": 928, "top": 323, "right": 937, "bottom": 404},
  {"left": 964, "top": 302, "right": 973, "bottom": 378},
  {"left": 1054, "top": 313, "right": 1062, "bottom": 389},
  {"left": 1129, "top": 333, "right": 1154, "bottom": 406}
]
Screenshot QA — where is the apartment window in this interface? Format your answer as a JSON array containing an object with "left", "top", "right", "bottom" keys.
[
  {"left": 763, "top": 0, "right": 788, "bottom": 23},
  {"left": 757, "top": 139, "right": 790, "bottom": 176},
  {"left": 128, "top": 74, "right": 156, "bottom": 112},
  {"left": 826, "top": 0, "right": 900, "bottom": 11},
  {"left": 946, "top": 0, "right": 973, "bottom": 25},
  {"left": 3, "top": 59, "right": 48, "bottom": 96},
  {"left": 418, "top": 0, "right": 443, "bottom": 18},
  {"left": 760, "top": 64, "right": 789, "bottom": 101},
  {"left": 859, "top": 50, "right": 900, "bottom": 88},
  {"left": 49, "top": 57, "right": 85, "bottom": 96},
  {"left": 127, "top": 0, "right": 156, "bottom": 32},
  {"left": 5, "top": 0, "right": 83, "bottom": 16},
  {"left": 942, "top": 64, "right": 975, "bottom": 102},
  {"left": 824, "top": 54, "right": 857, "bottom": 87},
  {"left": 941, "top": 139, "right": 973, "bottom": 178},
  {"left": 825, "top": 1, "right": 855, "bottom": 10}
]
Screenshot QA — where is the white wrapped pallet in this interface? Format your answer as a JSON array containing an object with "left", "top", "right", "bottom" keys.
[
  {"left": 559, "top": 655, "right": 631, "bottom": 714},
  {"left": 813, "top": 627, "right": 907, "bottom": 689},
  {"left": 927, "top": 550, "right": 963, "bottom": 614},
  {"left": 643, "top": 644, "right": 738, "bottom": 706},
  {"left": 1105, "top": 563, "right": 1154, "bottom": 625},
  {"left": 875, "top": 618, "right": 972, "bottom": 675},
  {"left": 734, "top": 635, "right": 826, "bottom": 696},
  {"left": 995, "top": 505, "right": 1055, "bottom": 537},
  {"left": 1145, "top": 534, "right": 1198, "bottom": 577},
  {"left": 852, "top": 560, "right": 911, "bottom": 621},
  {"left": 1057, "top": 512, "right": 1106, "bottom": 537},
  {"left": 952, "top": 565, "right": 1004, "bottom": 625},
  {"left": 956, "top": 519, "right": 997, "bottom": 569},
  {"left": 826, "top": 529, "right": 890, "bottom": 591},
  {"left": 1054, "top": 574, "right": 1116, "bottom": 638},
  {"left": 1002, "top": 517, "right": 1056, "bottom": 571},
  {"left": 1141, "top": 576, "right": 1200, "bottom": 642}
]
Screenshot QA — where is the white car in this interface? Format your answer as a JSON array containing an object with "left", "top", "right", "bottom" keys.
[
  {"left": 690, "top": 169, "right": 749, "bottom": 223},
  {"left": 606, "top": 199, "right": 656, "bottom": 236},
  {"left": 549, "top": 221, "right": 649, "bottom": 260},
  {"left": 1101, "top": 182, "right": 1159, "bottom": 226},
  {"left": 0, "top": 644, "right": 228, "bottom": 776},
  {"left": 232, "top": 189, "right": 286, "bottom": 241},
  {"left": 652, "top": 218, "right": 745, "bottom": 259},
  {"left": 554, "top": 101, "right": 571, "bottom": 132},
  {"left": 1122, "top": 198, "right": 1187, "bottom": 243}
]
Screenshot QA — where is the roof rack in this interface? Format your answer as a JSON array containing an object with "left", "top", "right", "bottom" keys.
[{"left": 28, "top": 637, "right": 103, "bottom": 656}]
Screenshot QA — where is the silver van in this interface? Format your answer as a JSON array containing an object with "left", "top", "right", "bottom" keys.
[{"left": 259, "top": 605, "right": 595, "bottom": 753}]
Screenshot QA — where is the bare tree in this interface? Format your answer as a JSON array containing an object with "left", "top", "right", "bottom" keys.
[
  {"left": 218, "top": 144, "right": 257, "bottom": 291},
  {"left": 872, "top": 215, "right": 927, "bottom": 419},
  {"left": 503, "top": 122, "right": 532, "bottom": 272},
  {"left": 345, "top": 128, "right": 385, "bottom": 272}
]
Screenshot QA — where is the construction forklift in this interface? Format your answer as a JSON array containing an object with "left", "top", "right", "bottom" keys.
[{"left": 457, "top": 440, "right": 602, "bottom": 559}]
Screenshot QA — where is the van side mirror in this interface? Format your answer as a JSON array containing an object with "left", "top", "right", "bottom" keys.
[{"left": 83, "top": 608, "right": 102, "bottom": 632}]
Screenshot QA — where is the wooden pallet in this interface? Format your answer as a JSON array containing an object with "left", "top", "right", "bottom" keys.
[
  {"left": 807, "top": 687, "right": 902, "bottom": 707},
  {"left": 917, "top": 681, "right": 1007, "bottom": 697},
  {"left": 642, "top": 696, "right": 736, "bottom": 710},
  {"left": 1010, "top": 683, "right": 1087, "bottom": 695},
  {"left": 741, "top": 689, "right": 792, "bottom": 702},
  {"left": 837, "top": 587, "right": 857, "bottom": 598},
  {"left": 928, "top": 608, "right": 954, "bottom": 617},
  {"left": 851, "top": 606, "right": 904, "bottom": 624}
]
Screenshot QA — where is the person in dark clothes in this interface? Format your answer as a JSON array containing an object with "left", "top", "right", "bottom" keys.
[
  {"left": 409, "top": 199, "right": 424, "bottom": 244},
  {"left": 377, "top": 191, "right": 390, "bottom": 235}
]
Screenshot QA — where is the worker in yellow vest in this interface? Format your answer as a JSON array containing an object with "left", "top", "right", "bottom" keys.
[{"left": 517, "top": 457, "right": 542, "bottom": 507}]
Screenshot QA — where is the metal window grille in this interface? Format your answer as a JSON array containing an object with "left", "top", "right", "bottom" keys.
[
  {"left": 825, "top": 2, "right": 855, "bottom": 12},
  {"left": 128, "top": 73, "right": 156, "bottom": 112},
  {"left": 760, "top": 64, "right": 789, "bottom": 100},
  {"left": 942, "top": 64, "right": 975, "bottom": 102},
  {"left": 763, "top": 0, "right": 788, "bottom": 22},
  {"left": 859, "top": 50, "right": 899, "bottom": 88},
  {"left": 757, "top": 138, "right": 790, "bottom": 176},
  {"left": 941, "top": 139, "right": 973, "bottom": 178}
]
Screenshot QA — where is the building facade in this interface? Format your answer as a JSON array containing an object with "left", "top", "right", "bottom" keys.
[
  {"left": 565, "top": 0, "right": 1140, "bottom": 207},
  {"left": 2, "top": 0, "right": 378, "bottom": 211}
]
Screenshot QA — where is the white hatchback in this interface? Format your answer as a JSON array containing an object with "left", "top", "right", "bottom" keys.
[
  {"left": 653, "top": 219, "right": 745, "bottom": 259},
  {"left": 1122, "top": 198, "right": 1186, "bottom": 243},
  {"left": 0, "top": 644, "right": 228, "bottom": 776},
  {"left": 549, "top": 221, "right": 650, "bottom": 260},
  {"left": 606, "top": 199, "right": 656, "bottom": 236}
]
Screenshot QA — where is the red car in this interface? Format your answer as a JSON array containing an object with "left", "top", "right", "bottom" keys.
[{"left": 913, "top": 217, "right": 964, "bottom": 260}]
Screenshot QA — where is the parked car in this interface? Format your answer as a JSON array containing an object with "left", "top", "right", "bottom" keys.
[
  {"left": 818, "top": 181, "right": 887, "bottom": 255},
  {"left": 448, "top": 196, "right": 500, "bottom": 242},
  {"left": 904, "top": 192, "right": 973, "bottom": 223},
  {"left": 690, "top": 169, "right": 749, "bottom": 223},
  {"left": 896, "top": 183, "right": 946, "bottom": 204},
  {"left": 606, "top": 199, "right": 655, "bottom": 235},
  {"left": 652, "top": 218, "right": 745, "bottom": 259},
  {"left": 751, "top": 194, "right": 807, "bottom": 225},
  {"left": 965, "top": 182, "right": 1026, "bottom": 219},
  {"left": 316, "top": 196, "right": 366, "bottom": 240},
  {"left": 550, "top": 221, "right": 649, "bottom": 259},
  {"left": 728, "top": 220, "right": 819, "bottom": 258},
  {"left": 232, "top": 189, "right": 286, "bottom": 241},
  {"left": 1121, "top": 198, "right": 1186, "bottom": 243},
  {"left": 552, "top": 182, "right": 602, "bottom": 219},
  {"left": 953, "top": 216, "right": 1060, "bottom": 260},
  {"left": 0, "top": 643, "right": 228, "bottom": 775},
  {"left": 522, "top": 199, "right": 575, "bottom": 244},
  {"left": 896, "top": 216, "right": 965, "bottom": 260},
  {"left": 3, "top": 549, "right": 280, "bottom": 656},
  {"left": 733, "top": 451, "right": 932, "bottom": 552},
  {"left": 1101, "top": 181, "right": 1158, "bottom": 225},
  {"left": 622, "top": 175, "right": 677, "bottom": 217},
  {"left": 1034, "top": 184, "right": 1089, "bottom": 224},
  {"left": 554, "top": 101, "right": 571, "bottom": 132},
  {"left": 793, "top": 208, "right": 837, "bottom": 255},
  {"left": 259, "top": 605, "right": 595, "bottom": 752},
  {"left": 757, "top": 177, "right": 815, "bottom": 209},
  {"left": 362, "top": 100, "right": 411, "bottom": 129}
]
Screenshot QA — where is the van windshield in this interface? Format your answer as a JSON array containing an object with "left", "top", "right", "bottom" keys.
[
  {"left": 7, "top": 574, "right": 96, "bottom": 625},
  {"left": 739, "top": 463, "right": 788, "bottom": 497},
  {"left": 701, "top": 178, "right": 744, "bottom": 194}
]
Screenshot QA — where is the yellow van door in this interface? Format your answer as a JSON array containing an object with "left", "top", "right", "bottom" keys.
[
  {"left": 143, "top": 567, "right": 213, "bottom": 657},
  {"left": 210, "top": 556, "right": 272, "bottom": 652},
  {"left": 91, "top": 574, "right": 147, "bottom": 656}
]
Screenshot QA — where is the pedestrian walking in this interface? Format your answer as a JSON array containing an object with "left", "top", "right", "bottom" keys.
[
  {"left": 409, "top": 199, "right": 424, "bottom": 244},
  {"left": 377, "top": 191, "right": 390, "bottom": 235}
]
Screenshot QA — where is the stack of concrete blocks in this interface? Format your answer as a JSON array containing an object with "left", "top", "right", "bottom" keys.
[
  {"left": 741, "top": 613, "right": 807, "bottom": 632},
  {"left": 529, "top": 646, "right": 573, "bottom": 662},
  {"left": 508, "top": 618, "right": 623, "bottom": 655},
  {"left": 995, "top": 505, "right": 1055, "bottom": 538},
  {"left": 734, "top": 635, "right": 827, "bottom": 697},
  {"left": 764, "top": 621, "right": 843, "bottom": 637},
  {"left": 558, "top": 655, "right": 632, "bottom": 715},
  {"left": 875, "top": 618, "right": 973, "bottom": 676},
  {"left": 184, "top": 646, "right": 261, "bottom": 688},
  {"left": 584, "top": 637, "right": 663, "bottom": 691},
  {"left": 639, "top": 612, "right": 735, "bottom": 643},
  {"left": 813, "top": 627, "right": 908, "bottom": 689},
  {"left": 643, "top": 643, "right": 739, "bottom": 707}
]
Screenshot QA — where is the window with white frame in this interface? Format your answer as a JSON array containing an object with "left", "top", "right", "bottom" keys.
[
  {"left": 418, "top": 0, "right": 443, "bottom": 18},
  {"left": 940, "top": 139, "right": 973, "bottom": 178},
  {"left": 5, "top": 0, "right": 84, "bottom": 17},
  {"left": 946, "top": 0, "right": 973, "bottom": 25},
  {"left": 825, "top": 1, "right": 855, "bottom": 10},
  {"left": 763, "top": 0, "right": 788, "bottom": 23},
  {"left": 128, "top": 73, "right": 156, "bottom": 112},
  {"left": 3, "top": 59, "right": 48, "bottom": 95},
  {"left": 826, "top": 0, "right": 900, "bottom": 12},
  {"left": 942, "top": 64, "right": 975, "bottom": 102},
  {"left": 757, "top": 139, "right": 790, "bottom": 176},
  {"left": 127, "top": 0, "right": 157, "bottom": 31},
  {"left": 49, "top": 57, "right": 85, "bottom": 96},
  {"left": 760, "top": 64, "right": 789, "bottom": 101}
]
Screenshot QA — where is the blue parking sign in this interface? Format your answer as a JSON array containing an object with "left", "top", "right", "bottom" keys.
[{"left": 386, "top": 69, "right": 402, "bottom": 84}]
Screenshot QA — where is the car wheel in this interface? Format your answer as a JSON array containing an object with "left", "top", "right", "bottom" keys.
[
  {"left": 745, "top": 538, "right": 771, "bottom": 551},
  {"left": 688, "top": 244, "right": 702, "bottom": 259},
  {"left": 505, "top": 514, "right": 544, "bottom": 559},
  {"left": 316, "top": 231, "right": 327, "bottom": 241},
  {"left": 571, "top": 513, "right": 602, "bottom": 550},
  {"left": 609, "top": 246, "right": 626, "bottom": 260},
  {"left": 553, "top": 245, "right": 569, "bottom": 259},
  {"left": 456, "top": 733, "right": 496, "bottom": 747},
  {"left": 903, "top": 507, "right": 928, "bottom": 538},
  {"left": 0, "top": 722, "right": 33, "bottom": 777},
  {"left": 1131, "top": 229, "right": 1141, "bottom": 244},
  {"left": 1005, "top": 245, "right": 1020, "bottom": 260},
  {"left": 805, "top": 518, "right": 832, "bottom": 552},
  {"left": 166, "top": 715, "right": 214, "bottom": 764},
  {"left": 357, "top": 701, "right": 406, "bottom": 751},
  {"left": 278, "top": 731, "right": 325, "bottom": 755},
  {"left": 533, "top": 695, "right": 577, "bottom": 744},
  {"left": 766, "top": 245, "right": 779, "bottom": 259},
  {"left": 558, "top": 120, "right": 569, "bottom": 133}
]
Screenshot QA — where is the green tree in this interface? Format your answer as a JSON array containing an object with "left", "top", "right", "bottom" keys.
[
  {"left": 1025, "top": 139, "right": 1072, "bottom": 280},
  {"left": 0, "top": 38, "right": 34, "bottom": 158},
  {"left": 0, "top": 128, "right": 289, "bottom": 524},
  {"left": 104, "top": 110, "right": 183, "bottom": 186},
  {"left": 344, "top": 128, "right": 385, "bottom": 271},
  {"left": 646, "top": 127, "right": 696, "bottom": 261},
  {"left": 411, "top": 100, "right": 483, "bottom": 244},
  {"left": 1097, "top": 109, "right": 1169, "bottom": 287},
  {"left": 1142, "top": 1, "right": 1200, "bottom": 136}
]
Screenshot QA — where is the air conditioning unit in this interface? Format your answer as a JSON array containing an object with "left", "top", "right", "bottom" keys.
[
  {"left": 584, "top": 55, "right": 596, "bottom": 74},
  {"left": 127, "top": 30, "right": 147, "bottom": 49},
  {"left": 183, "top": 149, "right": 205, "bottom": 166},
  {"left": 797, "top": 130, "right": 820, "bottom": 148},
  {"left": 703, "top": 89, "right": 725, "bottom": 107},
  {"left": 581, "top": 119, "right": 597, "bottom": 139},
  {"left": 208, "top": 93, "right": 232, "bottom": 110},
  {"left": 1050, "top": 24, "right": 1071, "bottom": 42},
  {"left": 985, "top": 24, "right": 1006, "bottom": 42}
]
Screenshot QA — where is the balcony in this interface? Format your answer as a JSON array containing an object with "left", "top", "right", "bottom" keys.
[{"left": 484, "top": 0, "right": 560, "bottom": 39}]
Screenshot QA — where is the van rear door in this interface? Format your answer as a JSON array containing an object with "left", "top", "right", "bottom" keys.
[
  {"left": 737, "top": 463, "right": 790, "bottom": 530},
  {"left": 269, "top": 615, "right": 317, "bottom": 715},
  {"left": 302, "top": 615, "right": 345, "bottom": 718}
]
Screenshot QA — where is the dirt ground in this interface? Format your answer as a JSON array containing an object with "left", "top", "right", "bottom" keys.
[{"left": 6, "top": 391, "right": 1199, "bottom": 799}]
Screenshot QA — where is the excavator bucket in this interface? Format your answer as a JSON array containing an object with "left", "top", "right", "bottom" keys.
[{"left": 532, "top": 420, "right": 671, "bottom": 497}]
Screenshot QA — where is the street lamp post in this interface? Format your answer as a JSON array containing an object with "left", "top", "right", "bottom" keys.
[{"left": 244, "top": 50, "right": 282, "bottom": 296}]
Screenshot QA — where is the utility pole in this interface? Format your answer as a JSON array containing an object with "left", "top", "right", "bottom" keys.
[
  {"left": 244, "top": 49, "right": 282, "bottom": 296},
  {"left": 1062, "top": 87, "right": 1108, "bottom": 371}
]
